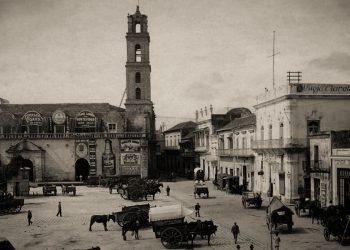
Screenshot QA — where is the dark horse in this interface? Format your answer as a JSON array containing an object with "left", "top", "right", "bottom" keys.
[
  {"left": 187, "top": 220, "right": 218, "bottom": 246},
  {"left": 144, "top": 183, "right": 163, "bottom": 200},
  {"left": 122, "top": 219, "right": 140, "bottom": 240},
  {"left": 89, "top": 214, "right": 115, "bottom": 231},
  {"left": 309, "top": 201, "right": 324, "bottom": 224}
]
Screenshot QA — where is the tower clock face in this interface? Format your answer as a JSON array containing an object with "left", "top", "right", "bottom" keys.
[{"left": 76, "top": 143, "right": 88, "bottom": 158}]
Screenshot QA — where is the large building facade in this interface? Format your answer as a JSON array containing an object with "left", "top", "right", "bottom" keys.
[{"left": 0, "top": 6, "right": 156, "bottom": 182}]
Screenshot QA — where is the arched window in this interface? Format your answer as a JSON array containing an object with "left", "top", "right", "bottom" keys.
[
  {"left": 135, "top": 23, "right": 141, "bottom": 33},
  {"left": 135, "top": 44, "right": 141, "bottom": 62},
  {"left": 135, "top": 87, "right": 141, "bottom": 99},
  {"left": 135, "top": 72, "right": 141, "bottom": 83},
  {"left": 269, "top": 124, "right": 272, "bottom": 139},
  {"left": 261, "top": 126, "right": 264, "bottom": 140}
]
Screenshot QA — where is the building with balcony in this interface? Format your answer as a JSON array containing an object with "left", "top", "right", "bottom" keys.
[
  {"left": 253, "top": 82, "right": 350, "bottom": 202},
  {"left": 305, "top": 131, "right": 350, "bottom": 211},
  {"left": 0, "top": 6, "right": 156, "bottom": 182},
  {"left": 217, "top": 113, "right": 256, "bottom": 190},
  {"left": 163, "top": 121, "right": 197, "bottom": 177},
  {"left": 194, "top": 106, "right": 251, "bottom": 180}
]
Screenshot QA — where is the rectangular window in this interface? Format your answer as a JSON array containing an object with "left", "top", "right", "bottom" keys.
[
  {"left": 279, "top": 173, "right": 285, "bottom": 195},
  {"left": 225, "top": 168, "right": 228, "bottom": 174},
  {"left": 314, "top": 145, "right": 319, "bottom": 162},
  {"left": 230, "top": 169, "right": 234, "bottom": 176},
  {"left": 307, "top": 120, "right": 320, "bottom": 136},
  {"left": 261, "top": 160, "right": 263, "bottom": 170},
  {"left": 268, "top": 124, "right": 272, "bottom": 140},
  {"left": 108, "top": 123, "right": 117, "bottom": 132},
  {"left": 54, "top": 125, "right": 65, "bottom": 134}
]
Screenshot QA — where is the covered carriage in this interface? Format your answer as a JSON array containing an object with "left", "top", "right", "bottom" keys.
[
  {"left": 266, "top": 196, "right": 294, "bottom": 232},
  {"left": 242, "top": 191, "right": 262, "bottom": 208},
  {"left": 194, "top": 184, "right": 209, "bottom": 199},
  {"left": 150, "top": 204, "right": 218, "bottom": 249},
  {"left": 322, "top": 205, "right": 350, "bottom": 244}
]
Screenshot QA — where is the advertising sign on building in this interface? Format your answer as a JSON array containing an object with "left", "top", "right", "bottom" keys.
[
  {"left": 75, "top": 110, "right": 96, "bottom": 128},
  {"left": 292, "top": 83, "right": 350, "bottom": 95},
  {"left": 88, "top": 139, "right": 96, "bottom": 175},
  {"left": 102, "top": 139, "right": 115, "bottom": 175},
  {"left": 52, "top": 110, "right": 66, "bottom": 125},
  {"left": 22, "top": 111, "right": 43, "bottom": 126},
  {"left": 75, "top": 141, "right": 89, "bottom": 158},
  {"left": 121, "top": 139, "right": 141, "bottom": 152}
]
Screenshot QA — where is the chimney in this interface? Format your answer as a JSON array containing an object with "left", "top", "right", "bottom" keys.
[
  {"left": 195, "top": 110, "right": 199, "bottom": 122},
  {"left": 210, "top": 104, "right": 213, "bottom": 114},
  {"left": 204, "top": 106, "right": 207, "bottom": 116},
  {"left": 200, "top": 108, "right": 203, "bottom": 117}
]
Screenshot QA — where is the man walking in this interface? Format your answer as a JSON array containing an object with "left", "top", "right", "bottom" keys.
[
  {"left": 231, "top": 222, "right": 240, "bottom": 244},
  {"left": 56, "top": 201, "right": 62, "bottom": 217},
  {"left": 27, "top": 210, "right": 33, "bottom": 226},
  {"left": 195, "top": 202, "right": 200, "bottom": 217},
  {"left": 166, "top": 185, "right": 170, "bottom": 196},
  {"left": 274, "top": 232, "right": 281, "bottom": 250}
]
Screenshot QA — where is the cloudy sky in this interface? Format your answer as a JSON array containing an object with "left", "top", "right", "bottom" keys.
[{"left": 1, "top": 0, "right": 350, "bottom": 128}]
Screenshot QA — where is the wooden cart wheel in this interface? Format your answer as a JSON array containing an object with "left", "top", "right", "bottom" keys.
[
  {"left": 324, "top": 228, "right": 330, "bottom": 241},
  {"left": 121, "top": 212, "right": 139, "bottom": 226},
  {"left": 120, "top": 190, "right": 128, "bottom": 200},
  {"left": 161, "top": 227, "right": 183, "bottom": 249}
]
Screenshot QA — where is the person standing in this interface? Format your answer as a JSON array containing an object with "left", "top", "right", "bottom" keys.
[
  {"left": 274, "top": 232, "right": 281, "bottom": 250},
  {"left": 166, "top": 185, "right": 170, "bottom": 196},
  {"left": 27, "top": 210, "right": 33, "bottom": 226},
  {"left": 231, "top": 222, "right": 240, "bottom": 244},
  {"left": 56, "top": 201, "right": 62, "bottom": 217},
  {"left": 195, "top": 203, "right": 200, "bottom": 217}
]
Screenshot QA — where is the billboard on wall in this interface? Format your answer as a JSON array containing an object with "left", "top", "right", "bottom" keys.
[
  {"left": 292, "top": 83, "right": 350, "bottom": 95},
  {"left": 121, "top": 139, "right": 141, "bottom": 152},
  {"left": 120, "top": 139, "right": 141, "bottom": 175},
  {"left": 75, "top": 110, "right": 96, "bottom": 128},
  {"left": 22, "top": 111, "right": 43, "bottom": 126}
]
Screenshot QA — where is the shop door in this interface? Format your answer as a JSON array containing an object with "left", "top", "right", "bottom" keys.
[
  {"left": 338, "top": 169, "right": 350, "bottom": 212},
  {"left": 251, "top": 172, "right": 254, "bottom": 191},
  {"left": 75, "top": 158, "right": 90, "bottom": 181},
  {"left": 314, "top": 178, "right": 320, "bottom": 201}
]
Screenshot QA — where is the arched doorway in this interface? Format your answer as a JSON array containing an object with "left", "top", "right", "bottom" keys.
[
  {"left": 75, "top": 158, "right": 90, "bottom": 181},
  {"left": 22, "top": 159, "right": 34, "bottom": 181}
]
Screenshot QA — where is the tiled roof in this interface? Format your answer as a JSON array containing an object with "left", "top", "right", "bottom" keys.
[
  {"left": 0, "top": 103, "right": 124, "bottom": 119},
  {"left": 165, "top": 121, "right": 197, "bottom": 133},
  {"left": 217, "top": 114, "right": 256, "bottom": 132},
  {"left": 182, "top": 131, "right": 194, "bottom": 140}
]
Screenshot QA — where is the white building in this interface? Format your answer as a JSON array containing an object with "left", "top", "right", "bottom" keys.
[{"left": 252, "top": 83, "right": 350, "bottom": 202}]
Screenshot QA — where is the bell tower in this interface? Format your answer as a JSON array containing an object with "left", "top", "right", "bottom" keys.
[{"left": 125, "top": 5, "right": 154, "bottom": 133}]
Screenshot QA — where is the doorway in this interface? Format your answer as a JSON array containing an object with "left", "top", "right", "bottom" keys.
[
  {"left": 23, "top": 159, "right": 34, "bottom": 181},
  {"left": 338, "top": 169, "right": 350, "bottom": 212},
  {"left": 75, "top": 158, "right": 90, "bottom": 181},
  {"left": 314, "top": 178, "right": 320, "bottom": 201}
]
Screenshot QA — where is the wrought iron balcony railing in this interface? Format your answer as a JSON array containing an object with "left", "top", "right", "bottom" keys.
[
  {"left": 302, "top": 160, "right": 329, "bottom": 173},
  {"left": 0, "top": 132, "right": 147, "bottom": 140},
  {"left": 252, "top": 138, "right": 308, "bottom": 150},
  {"left": 218, "top": 148, "right": 255, "bottom": 157}
]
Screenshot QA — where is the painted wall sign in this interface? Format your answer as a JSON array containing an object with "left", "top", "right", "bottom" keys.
[
  {"left": 75, "top": 142, "right": 88, "bottom": 158},
  {"left": 121, "top": 153, "right": 141, "bottom": 165},
  {"left": 52, "top": 110, "right": 66, "bottom": 125},
  {"left": 120, "top": 166, "right": 140, "bottom": 175},
  {"left": 292, "top": 83, "right": 350, "bottom": 95},
  {"left": 121, "top": 139, "right": 141, "bottom": 152},
  {"left": 88, "top": 139, "right": 96, "bottom": 175},
  {"left": 75, "top": 110, "right": 96, "bottom": 128},
  {"left": 22, "top": 111, "right": 43, "bottom": 126}
]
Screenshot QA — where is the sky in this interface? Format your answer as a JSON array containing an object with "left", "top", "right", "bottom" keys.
[{"left": 1, "top": 0, "right": 350, "bottom": 129}]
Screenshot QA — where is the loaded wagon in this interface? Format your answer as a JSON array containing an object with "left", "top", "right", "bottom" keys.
[
  {"left": 266, "top": 196, "right": 294, "bottom": 232},
  {"left": 43, "top": 184, "right": 57, "bottom": 195},
  {"left": 242, "top": 191, "right": 262, "bottom": 209},
  {"left": 150, "top": 204, "right": 218, "bottom": 249},
  {"left": 113, "top": 203, "right": 150, "bottom": 227},
  {"left": 118, "top": 178, "right": 162, "bottom": 201},
  {"left": 0, "top": 191, "right": 24, "bottom": 214},
  {"left": 62, "top": 185, "right": 76, "bottom": 196},
  {"left": 194, "top": 184, "right": 209, "bottom": 199},
  {"left": 322, "top": 205, "right": 350, "bottom": 245}
]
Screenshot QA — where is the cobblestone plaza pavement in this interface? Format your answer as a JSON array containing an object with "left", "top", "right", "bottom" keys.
[{"left": 0, "top": 180, "right": 345, "bottom": 250}]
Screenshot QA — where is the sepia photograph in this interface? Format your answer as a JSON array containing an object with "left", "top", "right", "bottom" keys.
[{"left": 0, "top": 0, "right": 350, "bottom": 249}]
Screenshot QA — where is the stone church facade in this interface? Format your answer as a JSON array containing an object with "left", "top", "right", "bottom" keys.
[{"left": 0, "top": 6, "right": 156, "bottom": 182}]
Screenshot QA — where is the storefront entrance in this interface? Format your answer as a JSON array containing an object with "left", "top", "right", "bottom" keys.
[
  {"left": 75, "top": 158, "right": 90, "bottom": 181},
  {"left": 338, "top": 169, "right": 350, "bottom": 211},
  {"left": 22, "top": 159, "right": 34, "bottom": 181}
]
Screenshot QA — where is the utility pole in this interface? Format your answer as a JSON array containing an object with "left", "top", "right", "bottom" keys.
[{"left": 268, "top": 31, "right": 280, "bottom": 89}]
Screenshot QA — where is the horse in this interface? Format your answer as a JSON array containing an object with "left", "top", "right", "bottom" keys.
[
  {"left": 309, "top": 201, "right": 324, "bottom": 224},
  {"left": 89, "top": 214, "right": 115, "bottom": 231},
  {"left": 144, "top": 183, "right": 163, "bottom": 200},
  {"left": 187, "top": 220, "right": 218, "bottom": 246},
  {"left": 122, "top": 220, "right": 140, "bottom": 240}
]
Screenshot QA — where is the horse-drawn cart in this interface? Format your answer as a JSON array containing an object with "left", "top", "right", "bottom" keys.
[
  {"left": 242, "top": 191, "right": 262, "bottom": 209},
  {"left": 150, "top": 204, "right": 218, "bottom": 249},
  {"left": 194, "top": 184, "right": 209, "bottom": 199},
  {"left": 266, "top": 196, "right": 294, "bottom": 232},
  {"left": 43, "top": 184, "right": 57, "bottom": 196},
  {"left": 113, "top": 203, "right": 150, "bottom": 227},
  {"left": 322, "top": 206, "right": 350, "bottom": 245},
  {"left": 118, "top": 178, "right": 162, "bottom": 201},
  {"left": 62, "top": 185, "right": 76, "bottom": 196},
  {"left": 0, "top": 192, "right": 24, "bottom": 214}
]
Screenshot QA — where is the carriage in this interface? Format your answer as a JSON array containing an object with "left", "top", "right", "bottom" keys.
[
  {"left": 150, "top": 204, "right": 218, "bottom": 249},
  {"left": 293, "top": 197, "right": 314, "bottom": 216},
  {"left": 118, "top": 178, "right": 162, "bottom": 201},
  {"left": 62, "top": 185, "right": 76, "bottom": 196},
  {"left": 242, "top": 191, "right": 262, "bottom": 209},
  {"left": 194, "top": 184, "right": 209, "bottom": 199},
  {"left": 113, "top": 203, "right": 150, "bottom": 227},
  {"left": 42, "top": 184, "right": 57, "bottom": 195},
  {"left": 0, "top": 191, "right": 24, "bottom": 214},
  {"left": 266, "top": 196, "right": 294, "bottom": 232},
  {"left": 322, "top": 205, "right": 350, "bottom": 244},
  {"left": 213, "top": 174, "right": 242, "bottom": 194}
]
